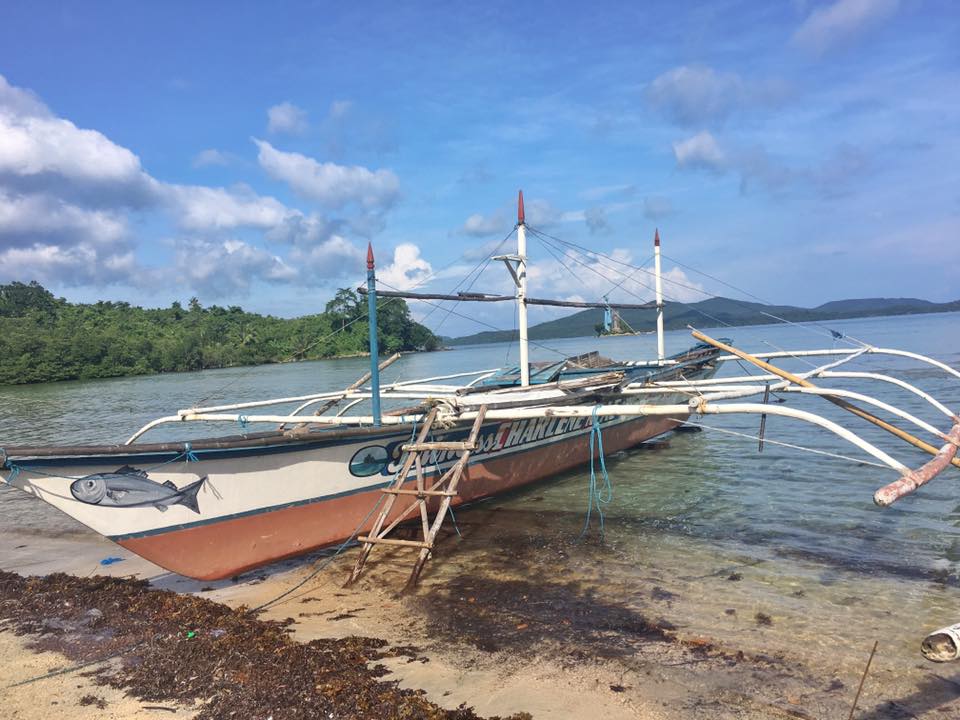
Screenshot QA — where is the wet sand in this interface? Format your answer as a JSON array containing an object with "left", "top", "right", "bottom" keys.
[{"left": 4, "top": 514, "right": 959, "bottom": 720}]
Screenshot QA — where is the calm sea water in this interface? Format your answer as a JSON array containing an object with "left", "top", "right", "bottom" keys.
[{"left": 2, "top": 312, "right": 960, "bottom": 688}]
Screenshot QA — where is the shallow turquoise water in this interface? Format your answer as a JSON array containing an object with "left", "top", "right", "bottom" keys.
[{"left": 2, "top": 312, "right": 960, "bottom": 689}]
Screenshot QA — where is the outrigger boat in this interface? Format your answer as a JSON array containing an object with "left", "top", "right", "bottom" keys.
[{"left": 2, "top": 192, "right": 959, "bottom": 586}]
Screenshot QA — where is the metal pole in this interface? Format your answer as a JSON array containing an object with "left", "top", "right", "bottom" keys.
[
  {"left": 654, "top": 229, "right": 665, "bottom": 362},
  {"left": 366, "top": 243, "right": 382, "bottom": 426},
  {"left": 517, "top": 190, "right": 530, "bottom": 386}
]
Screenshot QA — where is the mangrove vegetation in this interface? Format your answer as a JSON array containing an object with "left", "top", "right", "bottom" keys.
[{"left": 0, "top": 282, "right": 439, "bottom": 385}]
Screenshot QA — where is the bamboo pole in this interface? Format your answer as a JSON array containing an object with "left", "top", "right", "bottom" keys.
[
  {"left": 874, "top": 424, "right": 960, "bottom": 505},
  {"left": 690, "top": 329, "right": 960, "bottom": 470}
]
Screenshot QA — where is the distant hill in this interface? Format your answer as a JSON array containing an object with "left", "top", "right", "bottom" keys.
[{"left": 445, "top": 296, "right": 960, "bottom": 346}]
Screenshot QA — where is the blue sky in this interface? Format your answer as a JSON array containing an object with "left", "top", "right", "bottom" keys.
[{"left": 0, "top": 0, "right": 957, "bottom": 336}]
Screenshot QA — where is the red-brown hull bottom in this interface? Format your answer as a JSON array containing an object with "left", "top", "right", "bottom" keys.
[{"left": 118, "top": 414, "right": 684, "bottom": 579}]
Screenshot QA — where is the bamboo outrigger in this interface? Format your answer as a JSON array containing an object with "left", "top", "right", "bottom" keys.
[{"left": 1, "top": 190, "right": 958, "bottom": 594}]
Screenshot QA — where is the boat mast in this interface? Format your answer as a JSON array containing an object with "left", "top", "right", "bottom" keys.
[
  {"left": 654, "top": 229, "right": 665, "bottom": 362},
  {"left": 516, "top": 190, "right": 530, "bottom": 386},
  {"left": 366, "top": 243, "right": 382, "bottom": 426}
]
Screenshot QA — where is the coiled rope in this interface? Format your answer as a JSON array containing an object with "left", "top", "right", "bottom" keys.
[{"left": 580, "top": 406, "right": 614, "bottom": 539}]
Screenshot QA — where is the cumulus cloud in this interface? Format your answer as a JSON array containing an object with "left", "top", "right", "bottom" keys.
[
  {"left": 793, "top": 0, "right": 899, "bottom": 55},
  {"left": 0, "top": 191, "right": 127, "bottom": 249},
  {"left": 0, "top": 242, "right": 136, "bottom": 286},
  {"left": 0, "top": 81, "right": 157, "bottom": 208},
  {"left": 267, "top": 101, "right": 309, "bottom": 135},
  {"left": 172, "top": 237, "right": 297, "bottom": 298},
  {"left": 163, "top": 184, "right": 291, "bottom": 231},
  {"left": 378, "top": 243, "right": 433, "bottom": 290},
  {"left": 254, "top": 139, "right": 399, "bottom": 211},
  {"left": 265, "top": 212, "right": 342, "bottom": 247},
  {"left": 0, "top": 74, "right": 389, "bottom": 299},
  {"left": 286, "top": 234, "right": 365, "bottom": 282},
  {"left": 672, "top": 131, "right": 727, "bottom": 172}
]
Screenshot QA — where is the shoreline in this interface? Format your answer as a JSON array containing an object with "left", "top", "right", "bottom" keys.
[{"left": 4, "top": 520, "right": 956, "bottom": 719}]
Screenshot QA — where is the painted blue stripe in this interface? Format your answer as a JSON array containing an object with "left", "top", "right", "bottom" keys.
[{"left": 14, "top": 428, "right": 409, "bottom": 469}]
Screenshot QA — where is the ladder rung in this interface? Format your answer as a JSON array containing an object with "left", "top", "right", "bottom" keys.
[
  {"left": 381, "top": 488, "right": 458, "bottom": 497},
  {"left": 402, "top": 441, "right": 476, "bottom": 452},
  {"left": 357, "top": 536, "right": 433, "bottom": 548}
]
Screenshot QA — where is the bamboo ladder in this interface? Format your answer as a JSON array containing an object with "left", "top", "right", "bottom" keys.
[{"left": 346, "top": 404, "right": 488, "bottom": 590}]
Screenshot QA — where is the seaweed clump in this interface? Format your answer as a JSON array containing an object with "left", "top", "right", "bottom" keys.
[{"left": 0, "top": 570, "right": 530, "bottom": 720}]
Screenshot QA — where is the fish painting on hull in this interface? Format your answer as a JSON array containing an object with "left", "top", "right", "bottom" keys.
[{"left": 70, "top": 466, "right": 206, "bottom": 513}]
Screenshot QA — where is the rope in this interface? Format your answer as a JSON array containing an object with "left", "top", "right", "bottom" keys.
[
  {"left": 2, "top": 446, "right": 205, "bottom": 484},
  {"left": 377, "top": 279, "right": 570, "bottom": 359},
  {"left": 580, "top": 406, "right": 614, "bottom": 539},
  {"left": 680, "top": 419, "right": 889, "bottom": 469}
]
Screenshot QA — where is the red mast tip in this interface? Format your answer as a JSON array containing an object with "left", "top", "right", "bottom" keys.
[
  {"left": 517, "top": 190, "right": 525, "bottom": 225},
  {"left": 654, "top": 229, "right": 660, "bottom": 247},
  {"left": 366, "top": 243, "right": 375, "bottom": 269}
]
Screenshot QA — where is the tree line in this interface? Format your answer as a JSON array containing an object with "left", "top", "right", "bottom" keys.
[{"left": 0, "top": 282, "right": 440, "bottom": 385}]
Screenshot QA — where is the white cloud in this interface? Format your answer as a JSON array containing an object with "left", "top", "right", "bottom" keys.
[
  {"left": 192, "top": 149, "right": 231, "bottom": 168},
  {"left": 265, "top": 212, "right": 342, "bottom": 247},
  {"left": 462, "top": 211, "right": 505, "bottom": 237},
  {"left": 793, "top": 0, "right": 899, "bottom": 56},
  {"left": 289, "top": 234, "right": 365, "bottom": 281},
  {"left": 672, "top": 131, "right": 727, "bottom": 172},
  {"left": 378, "top": 243, "right": 433, "bottom": 290},
  {"left": 0, "top": 92, "right": 156, "bottom": 207},
  {"left": 0, "top": 191, "right": 127, "bottom": 248},
  {"left": 0, "top": 74, "right": 384, "bottom": 300},
  {"left": 0, "top": 242, "right": 136, "bottom": 286},
  {"left": 164, "top": 184, "right": 291, "bottom": 231},
  {"left": 172, "top": 237, "right": 298, "bottom": 297},
  {"left": 254, "top": 139, "right": 399, "bottom": 211},
  {"left": 0, "top": 74, "right": 48, "bottom": 117},
  {"left": 267, "top": 101, "right": 309, "bottom": 135}
]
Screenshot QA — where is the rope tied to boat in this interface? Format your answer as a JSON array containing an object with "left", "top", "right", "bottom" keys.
[
  {"left": 580, "top": 405, "right": 613, "bottom": 540},
  {"left": 183, "top": 442, "right": 199, "bottom": 463}
]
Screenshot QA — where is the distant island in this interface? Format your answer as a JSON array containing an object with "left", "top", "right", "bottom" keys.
[
  {"left": 444, "top": 296, "right": 960, "bottom": 346},
  {"left": 0, "top": 282, "right": 439, "bottom": 386}
]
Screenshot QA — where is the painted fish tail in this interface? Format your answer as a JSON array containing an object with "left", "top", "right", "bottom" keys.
[{"left": 176, "top": 476, "right": 207, "bottom": 514}]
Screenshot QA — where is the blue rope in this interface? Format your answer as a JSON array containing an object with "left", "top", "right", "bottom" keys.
[
  {"left": 580, "top": 406, "right": 613, "bottom": 539},
  {"left": 1, "top": 445, "right": 202, "bottom": 483},
  {"left": 182, "top": 442, "right": 199, "bottom": 463}
]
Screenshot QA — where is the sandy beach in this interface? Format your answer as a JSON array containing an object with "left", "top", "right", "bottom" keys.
[{"left": 5, "top": 506, "right": 958, "bottom": 720}]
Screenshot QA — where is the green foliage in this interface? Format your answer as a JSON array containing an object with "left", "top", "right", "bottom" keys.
[{"left": 0, "top": 283, "right": 440, "bottom": 386}]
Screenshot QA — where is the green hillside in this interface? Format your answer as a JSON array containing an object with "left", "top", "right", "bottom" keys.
[
  {"left": 0, "top": 282, "right": 439, "bottom": 385},
  {"left": 445, "top": 296, "right": 960, "bottom": 346}
]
